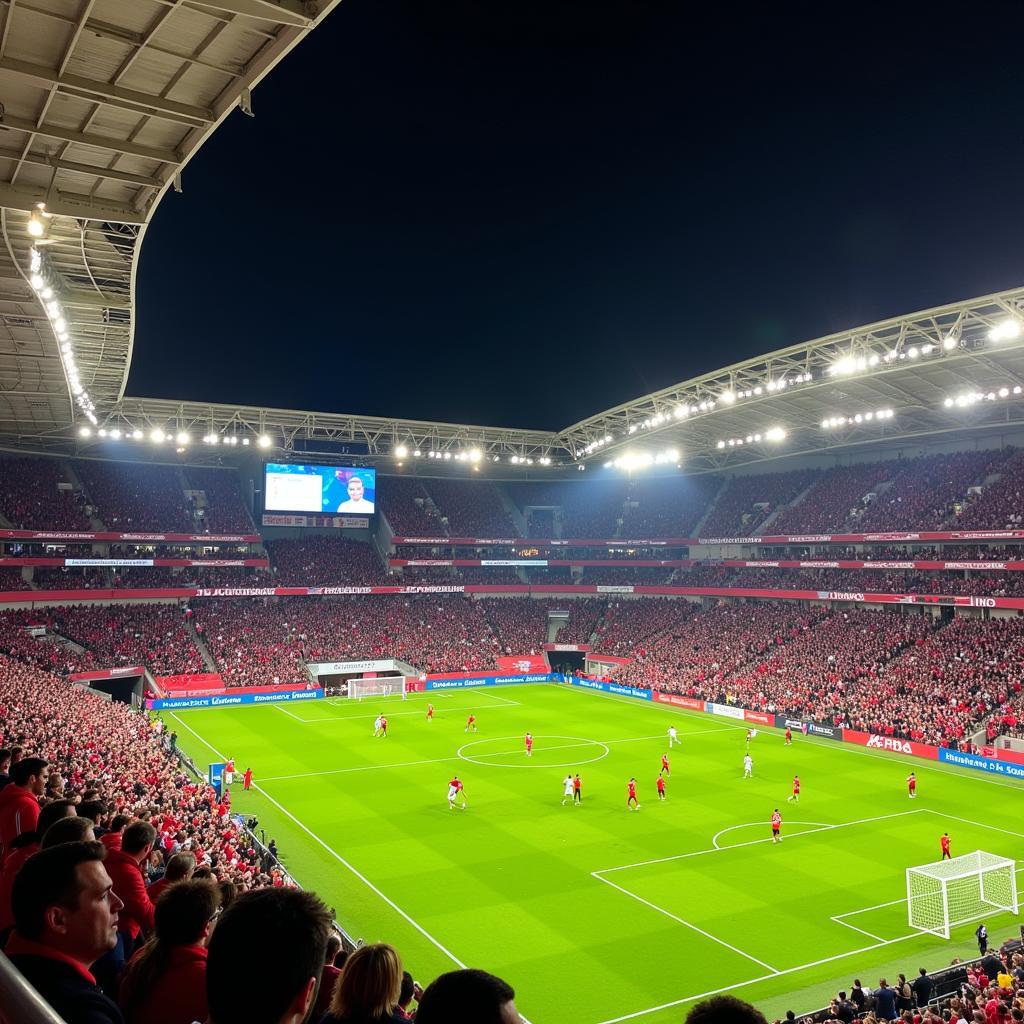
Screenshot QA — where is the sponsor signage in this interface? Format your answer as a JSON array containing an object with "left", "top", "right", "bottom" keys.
[
  {"left": 261, "top": 514, "right": 369, "bottom": 529},
  {"left": 842, "top": 729, "right": 939, "bottom": 760},
  {"left": 804, "top": 721, "right": 841, "bottom": 740},
  {"left": 69, "top": 666, "right": 144, "bottom": 682},
  {"left": 496, "top": 654, "right": 550, "bottom": 673},
  {"left": 566, "top": 677, "right": 653, "bottom": 700},
  {"left": 481, "top": 559, "right": 547, "bottom": 566},
  {"left": 543, "top": 643, "right": 593, "bottom": 652},
  {"left": 708, "top": 702, "right": 745, "bottom": 720},
  {"left": 653, "top": 693, "right": 705, "bottom": 710},
  {"left": 0, "top": 530, "right": 259, "bottom": 543},
  {"left": 938, "top": 747, "right": 1024, "bottom": 778},
  {"left": 67, "top": 558, "right": 154, "bottom": 567},
  {"left": 425, "top": 673, "right": 555, "bottom": 690},
  {"left": 596, "top": 585, "right": 635, "bottom": 593},
  {"left": 743, "top": 710, "right": 774, "bottom": 726},
  {"left": 307, "top": 659, "right": 396, "bottom": 675},
  {"left": 146, "top": 687, "right": 324, "bottom": 710}
]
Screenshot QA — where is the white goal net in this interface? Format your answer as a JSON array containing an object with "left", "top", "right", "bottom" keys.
[
  {"left": 907, "top": 850, "right": 1018, "bottom": 939},
  {"left": 348, "top": 676, "right": 407, "bottom": 700}
]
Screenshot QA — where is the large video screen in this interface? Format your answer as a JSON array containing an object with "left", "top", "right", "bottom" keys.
[{"left": 264, "top": 464, "right": 376, "bottom": 515}]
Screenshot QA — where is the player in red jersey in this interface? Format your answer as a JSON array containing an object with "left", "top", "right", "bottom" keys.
[
  {"left": 426, "top": 703, "right": 434, "bottom": 721},
  {"left": 656, "top": 775, "right": 666, "bottom": 801},
  {"left": 787, "top": 775, "right": 800, "bottom": 803},
  {"left": 243, "top": 767, "right": 253, "bottom": 791},
  {"left": 907, "top": 772, "right": 917, "bottom": 799},
  {"left": 465, "top": 714, "right": 477, "bottom": 733},
  {"left": 771, "top": 808, "right": 782, "bottom": 843},
  {"left": 379, "top": 715, "right": 388, "bottom": 738},
  {"left": 627, "top": 778, "right": 639, "bottom": 811},
  {"left": 573, "top": 773, "right": 582, "bottom": 804},
  {"left": 784, "top": 727, "right": 793, "bottom": 745},
  {"left": 660, "top": 753, "right": 670, "bottom": 775},
  {"left": 224, "top": 757, "right": 235, "bottom": 787},
  {"left": 940, "top": 832, "right": 951, "bottom": 859},
  {"left": 525, "top": 732, "right": 533, "bottom": 757},
  {"left": 447, "top": 776, "right": 466, "bottom": 810}
]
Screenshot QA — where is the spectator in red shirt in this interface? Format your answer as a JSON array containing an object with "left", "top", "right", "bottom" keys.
[
  {"left": 5, "top": 840, "right": 125, "bottom": 1024},
  {"left": 100, "top": 819, "right": 157, "bottom": 990},
  {"left": 100, "top": 815, "right": 129, "bottom": 854},
  {"left": 312, "top": 932, "right": 345, "bottom": 1021},
  {"left": 0, "top": 756, "right": 47, "bottom": 859},
  {"left": 119, "top": 878, "right": 220, "bottom": 1024}
]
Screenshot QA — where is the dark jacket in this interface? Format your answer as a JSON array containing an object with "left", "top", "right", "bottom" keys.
[
  {"left": 912, "top": 975, "right": 933, "bottom": 1007},
  {"left": 319, "top": 1011, "right": 410, "bottom": 1024},
  {"left": 875, "top": 986, "right": 898, "bottom": 1020},
  {"left": 6, "top": 935, "right": 124, "bottom": 1024}
]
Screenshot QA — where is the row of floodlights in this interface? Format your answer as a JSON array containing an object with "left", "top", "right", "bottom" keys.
[
  {"left": 944, "top": 386, "right": 1023, "bottom": 408},
  {"left": 821, "top": 409, "right": 895, "bottom": 429},
  {"left": 604, "top": 449, "right": 680, "bottom": 470},
  {"left": 715, "top": 427, "right": 787, "bottom": 449},
  {"left": 395, "top": 445, "right": 553, "bottom": 466},
  {"left": 30, "top": 238, "right": 97, "bottom": 426},
  {"left": 79, "top": 426, "right": 273, "bottom": 448},
  {"left": 829, "top": 320, "right": 1022, "bottom": 377}
]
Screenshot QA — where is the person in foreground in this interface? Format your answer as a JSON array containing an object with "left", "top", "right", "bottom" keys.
[
  {"left": 686, "top": 994, "right": 768, "bottom": 1024},
  {"left": 415, "top": 968, "right": 522, "bottom": 1024},
  {"left": 206, "top": 886, "right": 332, "bottom": 1024},
  {"left": 118, "top": 878, "right": 221, "bottom": 1024},
  {"left": 321, "top": 941, "right": 410, "bottom": 1023},
  {"left": 5, "top": 840, "right": 125, "bottom": 1024}
]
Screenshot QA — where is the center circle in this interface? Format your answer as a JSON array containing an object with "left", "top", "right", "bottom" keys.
[{"left": 457, "top": 735, "right": 610, "bottom": 769}]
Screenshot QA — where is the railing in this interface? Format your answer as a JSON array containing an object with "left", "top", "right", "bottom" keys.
[{"left": 0, "top": 951, "right": 69, "bottom": 1024}]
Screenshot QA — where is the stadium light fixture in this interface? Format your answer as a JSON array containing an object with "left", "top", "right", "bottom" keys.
[
  {"left": 132, "top": 429, "right": 143, "bottom": 440},
  {"left": 943, "top": 334, "right": 959, "bottom": 350},
  {"left": 989, "top": 319, "right": 1022, "bottom": 342},
  {"left": 109, "top": 429, "right": 121, "bottom": 440},
  {"left": 30, "top": 273, "right": 44, "bottom": 290},
  {"left": 27, "top": 205, "right": 47, "bottom": 238},
  {"left": 176, "top": 431, "right": 190, "bottom": 445},
  {"left": 395, "top": 444, "right": 408, "bottom": 459},
  {"left": 258, "top": 435, "right": 272, "bottom": 449},
  {"left": 469, "top": 448, "right": 482, "bottom": 462},
  {"left": 151, "top": 428, "right": 166, "bottom": 444},
  {"left": 78, "top": 426, "right": 91, "bottom": 437}
]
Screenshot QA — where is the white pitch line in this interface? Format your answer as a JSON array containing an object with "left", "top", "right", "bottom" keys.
[
  {"left": 595, "top": 809, "right": 924, "bottom": 874},
  {"left": 925, "top": 808, "right": 1024, "bottom": 840},
  {"left": 168, "top": 713, "right": 473, "bottom": 976},
  {"left": 711, "top": 820, "right": 831, "bottom": 849},
  {"left": 829, "top": 916, "right": 886, "bottom": 942},
  {"left": 271, "top": 703, "right": 307, "bottom": 721},
  {"left": 593, "top": 872, "right": 780, "bottom": 974},
  {"left": 288, "top": 702, "right": 526, "bottom": 724}
]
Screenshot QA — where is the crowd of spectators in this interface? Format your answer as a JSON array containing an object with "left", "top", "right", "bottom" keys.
[
  {"left": 75, "top": 461, "right": 193, "bottom": 533},
  {"left": 422, "top": 478, "right": 518, "bottom": 537},
  {"left": 505, "top": 480, "right": 626, "bottom": 538},
  {"left": 619, "top": 475, "right": 720, "bottom": 538},
  {"left": 768, "top": 462, "right": 893, "bottom": 535},
  {"left": 0, "top": 457, "right": 91, "bottom": 530},
  {"left": 699, "top": 468, "right": 820, "bottom": 538},
  {"left": 856, "top": 450, "right": 1014, "bottom": 532},
  {"left": 955, "top": 450, "right": 1024, "bottom": 530},
  {"left": 377, "top": 476, "right": 446, "bottom": 536},
  {"left": 182, "top": 468, "right": 256, "bottom": 534},
  {"left": 266, "top": 535, "right": 390, "bottom": 586}
]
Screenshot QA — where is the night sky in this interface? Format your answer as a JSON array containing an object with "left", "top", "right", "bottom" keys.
[{"left": 129, "top": 1, "right": 1024, "bottom": 431}]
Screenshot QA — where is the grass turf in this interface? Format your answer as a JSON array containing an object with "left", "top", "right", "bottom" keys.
[{"left": 169, "top": 683, "right": 1024, "bottom": 1024}]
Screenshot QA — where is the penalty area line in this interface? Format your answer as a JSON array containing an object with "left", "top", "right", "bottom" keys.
[{"left": 167, "top": 713, "right": 474, "bottom": 978}]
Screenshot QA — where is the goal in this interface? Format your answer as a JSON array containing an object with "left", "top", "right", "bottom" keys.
[
  {"left": 906, "top": 850, "right": 1018, "bottom": 939},
  {"left": 348, "top": 677, "right": 407, "bottom": 700}
]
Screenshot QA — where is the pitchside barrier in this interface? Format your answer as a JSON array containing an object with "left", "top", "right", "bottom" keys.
[{"left": 146, "top": 688, "right": 324, "bottom": 710}]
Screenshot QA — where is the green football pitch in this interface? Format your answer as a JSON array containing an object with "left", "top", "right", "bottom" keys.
[{"left": 168, "top": 684, "right": 1024, "bottom": 1024}]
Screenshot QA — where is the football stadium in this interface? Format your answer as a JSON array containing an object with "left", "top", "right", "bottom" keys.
[{"left": 0, "top": 3, "right": 1022, "bottom": 1024}]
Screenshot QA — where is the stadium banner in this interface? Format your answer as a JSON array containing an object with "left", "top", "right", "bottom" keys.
[
  {"left": 842, "top": 729, "right": 939, "bottom": 759},
  {"left": 391, "top": 557, "right": 1024, "bottom": 572},
  {"left": 146, "top": 687, "right": 324, "bottom": 711},
  {"left": 937, "top": 747, "right": 1024, "bottom": 779},
  {"left": 261, "top": 514, "right": 369, "bottom": 529},
  {"left": 69, "top": 666, "right": 144, "bottom": 682},
  {"left": 307, "top": 659, "right": 397, "bottom": 675},
  {"left": 496, "top": 654, "right": 550, "bottom": 673},
  {"left": 425, "top": 673, "right": 556, "bottom": 690},
  {"left": 567, "top": 677, "right": 653, "bottom": 700},
  {"left": 543, "top": 643, "right": 592, "bottom": 652},
  {"left": 804, "top": 721, "right": 842, "bottom": 740},
  {"left": 707, "top": 702, "right": 745, "bottom": 720},
  {"left": 743, "top": 710, "right": 774, "bottom": 726},
  {"left": 158, "top": 673, "right": 226, "bottom": 694},
  {"left": 0, "top": 530, "right": 260, "bottom": 543},
  {"left": 653, "top": 693, "right": 705, "bottom": 710}
]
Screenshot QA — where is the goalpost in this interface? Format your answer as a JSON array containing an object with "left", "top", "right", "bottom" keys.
[
  {"left": 347, "top": 677, "right": 407, "bottom": 701},
  {"left": 906, "top": 850, "right": 1018, "bottom": 939}
]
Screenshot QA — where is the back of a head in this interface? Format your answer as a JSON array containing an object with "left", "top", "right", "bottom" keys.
[
  {"left": 686, "top": 996, "right": 769, "bottom": 1024},
  {"left": 416, "top": 969, "right": 517, "bottom": 1024},
  {"left": 165, "top": 851, "right": 197, "bottom": 881},
  {"left": 11, "top": 841, "right": 105, "bottom": 940},
  {"left": 155, "top": 878, "right": 220, "bottom": 945},
  {"left": 41, "top": 815, "right": 95, "bottom": 849},
  {"left": 207, "top": 887, "right": 331, "bottom": 1024},
  {"left": 11, "top": 756, "right": 46, "bottom": 788},
  {"left": 122, "top": 820, "right": 157, "bottom": 855},
  {"left": 36, "top": 799, "right": 77, "bottom": 837},
  {"left": 330, "top": 942, "right": 402, "bottom": 1019}
]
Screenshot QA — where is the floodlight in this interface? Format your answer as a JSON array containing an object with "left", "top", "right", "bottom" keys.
[
  {"left": 395, "top": 444, "right": 408, "bottom": 458},
  {"left": 110, "top": 429, "right": 121, "bottom": 439},
  {"left": 30, "top": 273, "right": 44, "bottom": 290},
  {"left": 469, "top": 448, "right": 481, "bottom": 462},
  {"left": 151, "top": 428, "right": 165, "bottom": 443},
  {"left": 989, "top": 319, "right": 1021, "bottom": 342},
  {"left": 258, "top": 435, "right": 272, "bottom": 448},
  {"left": 132, "top": 429, "right": 143, "bottom": 440},
  {"left": 27, "top": 209, "right": 45, "bottom": 237},
  {"left": 176, "top": 432, "right": 190, "bottom": 445},
  {"left": 78, "top": 426, "right": 91, "bottom": 437},
  {"left": 943, "top": 335, "right": 958, "bottom": 350}
]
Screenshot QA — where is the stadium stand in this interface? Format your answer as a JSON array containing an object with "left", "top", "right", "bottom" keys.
[
  {"left": 74, "top": 461, "right": 192, "bottom": 533},
  {"left": 619, "top": 475, "right": 721, "bottom": 538},
  {"left": 505, "top": 480, "right": 626, "bottom": 538},
  {"left": 377, "top": 476, "right": 446, "bottom": 536},
  {"left": 766, "top": 462, "right": 893, "bottom": 534},
  {"left": 698, "top": 468, "right": 820, "bottom": 537},
  {"left": 0, "top": 458, "right": 90, "bottom": 531},
  {"left": 182, "top": 467, "right": 255, "bottom": 533},
  {"left": 955, "top": 449, "right": 1024, "bottom": 529},
  {"left": 421, "top": 478, "right": 518, "bottom": 537},
  {"left": 265, "top": 535, "right": 389, "bottom": 585}
]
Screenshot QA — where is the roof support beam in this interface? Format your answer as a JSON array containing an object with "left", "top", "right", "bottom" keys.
[
  {"left": 187, "top": 0, "right": 314, "bottom": 29},
  {"left": 0, "top": 113, "right": 177, "bottom": 165},
  {"left": 0, "top": 145, "right": 161, "bottom": 188},
  {"left": 0, "top": 182, "right": 147, "bottom": 224},
  {"left": 0, "top": 56, "right": 213, "bottom": 128}
]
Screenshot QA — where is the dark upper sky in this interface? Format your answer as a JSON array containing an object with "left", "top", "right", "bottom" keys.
[{"left": 129, "top": 0, "right": 1024, "bottom": 431}]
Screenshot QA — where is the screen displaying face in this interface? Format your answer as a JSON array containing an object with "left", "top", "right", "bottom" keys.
[{"left": 264, "top": 464, "right": 376, "bottom": 515}]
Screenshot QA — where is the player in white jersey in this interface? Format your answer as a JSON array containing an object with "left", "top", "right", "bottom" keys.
[
  {"left": 562, "top": 774, "right": 574, "bottom": 805},
  {"left": 668, "top": 725, "right": 679, "bottom": 747},
  {"left": 447, "top": 776, "right": 466, "bottom": 810},
  {"left": 373, "top": 715, "right": 383, "bottom": 737},
  {"left": 743, "top": 753, "right": 753, "bottom": 778}
]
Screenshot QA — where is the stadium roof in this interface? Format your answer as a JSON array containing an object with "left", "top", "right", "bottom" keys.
[{"left": 3, "top": 2, "right": 1024, "bottom": 475}]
